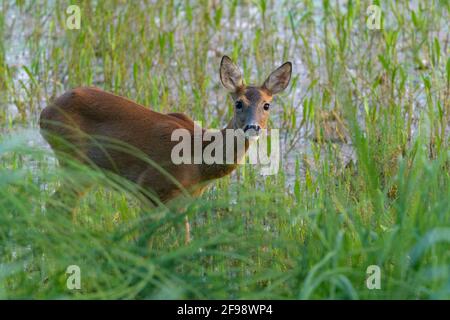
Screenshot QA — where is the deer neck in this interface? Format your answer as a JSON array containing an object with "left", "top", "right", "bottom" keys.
[{"left": 199, "top": 118, "right": 250, "bottom": 182}]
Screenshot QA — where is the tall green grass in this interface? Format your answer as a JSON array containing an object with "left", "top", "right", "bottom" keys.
[{"left": 0, "top": 0, "right": 449, "bottom": 299}]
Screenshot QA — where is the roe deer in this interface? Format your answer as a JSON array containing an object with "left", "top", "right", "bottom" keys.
[{"left": 40, "top": 56, "right": 292, "bottom": 241}]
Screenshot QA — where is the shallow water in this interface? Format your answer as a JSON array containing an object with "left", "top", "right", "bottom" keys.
[{"left": 1, "top": 1, "right": 448, "bottom": 186}]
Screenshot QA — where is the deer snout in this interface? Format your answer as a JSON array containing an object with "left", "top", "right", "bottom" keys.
[
  {"left": 243, "top": 123, "right": 261, "bottom": 140},
  {"left": 244, "top": 124, "right": 260, "bottom": 132}
]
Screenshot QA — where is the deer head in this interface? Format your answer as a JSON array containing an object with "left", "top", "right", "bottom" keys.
[{"left": 220, "top": 55, "right": 292, "bottom": 140}]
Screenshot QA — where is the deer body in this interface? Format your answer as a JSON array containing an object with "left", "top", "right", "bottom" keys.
[
  {"left": 40, "top": 86, "right": 225, "bottom": 203},
  {"left": 40, "top": 56, "right": 291, "bottom": 206}
]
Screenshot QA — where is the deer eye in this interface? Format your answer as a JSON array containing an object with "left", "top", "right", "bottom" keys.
[
  {"left": 263, "top": 103, "right": 270, "bottom": 111},
  {"left": 235, "top": 100, "right": 243, "bottom": 110}
]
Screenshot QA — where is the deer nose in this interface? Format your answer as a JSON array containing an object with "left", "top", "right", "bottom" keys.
[{"left": 243, "top": 124, "right": 260, "bottom": 133}]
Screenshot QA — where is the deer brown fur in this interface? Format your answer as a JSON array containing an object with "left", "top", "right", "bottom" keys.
[{"left": 40, "top": 56, "right": 292, "bottom": 205}]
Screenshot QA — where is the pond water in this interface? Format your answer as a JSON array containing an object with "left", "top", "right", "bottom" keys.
[{"left": 1, "top": 1, "right": 448, "bottom": 189}]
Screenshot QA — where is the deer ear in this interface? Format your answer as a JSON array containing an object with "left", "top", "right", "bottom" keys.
[
  {"left": 220, "top": 56, "right": 244, "bottom": 92},
  {"left": 262, "top": 62, "right": 292, "bottom": 95}
]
